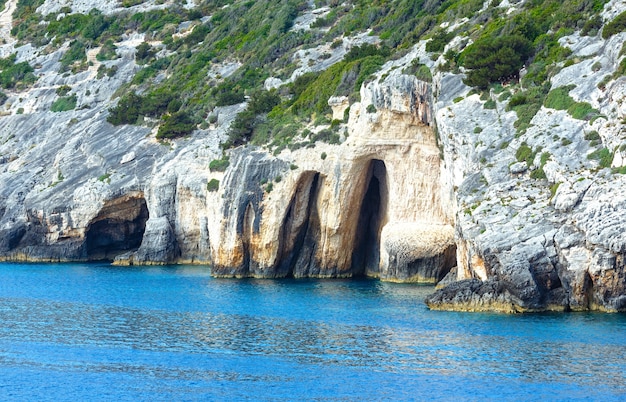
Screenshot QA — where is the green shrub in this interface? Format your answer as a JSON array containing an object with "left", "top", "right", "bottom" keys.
[
  {"left": 135, "top": 42, "right": 155, "bottom": 65},
  {"left": 582, "top": 15, "right": 603, "bottom": 36},
  {"left": 344, "top": 44, "right": 390, "bottom": 62},
  {"left": 51, "top": 95, "right": 77, "bottom": 112},
  {"left": 602, "top": 10, "right": 626, "bottom": 39},
  {"left": 588, "top": 147, "right": 613, "bottom": 168},
  {"left": 567, "top": 102, "right": 597, "bottom": 120},
  {"left": 310, "top": 128, "right": 340, "bottom": 144},
  {"left": 612, "top": 166, "right": 626, "bottom": 174},
  {"left": 0, "top": 54, "right": 36, "bottom": 89},
  {"left": 60, "top": 40, "right": 87, "bottom": 70},
  {"left": 248, "top": 89, "right": 281, "bottom": 114},
  {"left": 460, "top": 35, "right": 533, "bottom": 89},
  {"left": 544, "top": 85, "right": 575, "bottom": 110},
  {"left": 56, "top": 85, "right": 72, "bottom": 96},
  {"left": 97, "top": 39, "right": 118, "bottom": 61},
  {"left": 156, "top": 111, "right": 196, "bottom": 139},
  {"left": 343, "top": 106, "right": 350, "bottom": 122},
  {"left": 425, "top": 30, "right": 454, "bottom": 53},
  {"left": 106, "top": 65, "right": 118, "bottom": 77},
  {"left": 584, "top": 131, "right": 600, "bottom": 141},
  {"left": 530, "top": 168, "right": 546, "bottom": 179},
  {"left": 207, "top": 179, "right": 220, "bottom": 192},
  {"left": 484, "top": 99, "right": 496, "bottom": 109},
  {"left": 209, "top": 156, "right": 230, "bottom": 172},
  {"left": 404, "top": 60, "right": 433, "bottom": 82},
  {"left": 321, "top": 152, "right": 327, "bottom": 160},
  {"left": 122, "top": 0, "right": 143, "bottom": 7},
  {"left": 222, "top": 90, "right": 281, "bottom": 149},
  {"left": 366, "top": 104, "right": 377, "bottom": 113},
  {"left": 516, "top": 142, "right": 533, "bottom": 165},
  {"left": 508, "top": 94, "right": 527, "bottom": 108},
  {"left": 98, "top": 173, "right": 111, "bottom": 183}
]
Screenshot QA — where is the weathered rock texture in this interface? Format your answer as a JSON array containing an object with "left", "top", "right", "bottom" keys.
[
  {"left": 425, "top": 0, "right": 626, "bottom": 312},
  {"left": 0, "top": 0, "right": 625, "bottom": 313},
  {"left": 210, "top": 74, "right": 455, "bottom": 279}
]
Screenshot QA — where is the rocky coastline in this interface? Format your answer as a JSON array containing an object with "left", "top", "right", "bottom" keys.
[{"left": 0, "top": 0, "right": 625, "bottom": 312}]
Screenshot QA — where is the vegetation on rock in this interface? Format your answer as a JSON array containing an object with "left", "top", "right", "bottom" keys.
[
  {"left": 4, "top": 0, "right": 622, "bottom": 146},
  {"left": 51, "top": 95, "right": 77, "bottom": 112},
  {"left": 0, "top": 54, "right": 36, "bottom": 90}
]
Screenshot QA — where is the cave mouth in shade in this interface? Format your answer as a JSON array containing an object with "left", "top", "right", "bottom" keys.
[
  {"left": 85, "top": 195, "right": 149, "bottom": 261},
  {"left": 352, "top": 159, "right": 388, "bottom": 277}
]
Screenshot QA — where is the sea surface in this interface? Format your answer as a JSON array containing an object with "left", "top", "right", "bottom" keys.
[{"left": 0, "top": 263, "right": 625, "bottom": 401}]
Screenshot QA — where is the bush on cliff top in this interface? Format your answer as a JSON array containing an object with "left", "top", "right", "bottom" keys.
[{"left": 460, "top": 35, "right": 533, "bottom": 89}]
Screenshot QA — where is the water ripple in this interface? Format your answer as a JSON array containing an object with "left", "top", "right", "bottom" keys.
[{"left": 1, "top": 264, "right": 626, "bottom": 400}]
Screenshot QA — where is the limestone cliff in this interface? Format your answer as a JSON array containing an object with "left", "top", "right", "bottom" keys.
[
  {"left": 209, "top": 74, "right": 455, "bottom": 280},
  {"left": 426, "top": 0, "right": 626, "bottom": 312},
  {"left": 0, "top": 0, "right": 625, "bottom": 313}
]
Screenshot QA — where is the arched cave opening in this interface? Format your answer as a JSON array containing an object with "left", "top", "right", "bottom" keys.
[
  {"left": 276, "top": 172, "right": 321, "bottom": 277},
  {"left": 240, "top": 202, "right": 256, "bottom": 275},
  {"left": 85, "top": 195, "right": 149, "bottom": 261},
  {"left": 352, "top": 159, "right": 388, "bottom": 276}
]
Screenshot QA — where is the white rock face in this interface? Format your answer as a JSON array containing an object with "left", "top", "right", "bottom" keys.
[
  {"left": 427, "top": 0, "right": 626, "bottom": 311},
  {"left": 37, "top": 0, "right": 175, "bottom": 16}
]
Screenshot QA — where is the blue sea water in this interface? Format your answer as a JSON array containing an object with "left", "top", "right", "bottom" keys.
[{"left": 0, "top": 263, "right": 625, "bottom": 401}]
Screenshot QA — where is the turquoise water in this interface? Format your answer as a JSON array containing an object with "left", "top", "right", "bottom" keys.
[{"left": 0, "top": 263, "right": 625, "bottom": 401}]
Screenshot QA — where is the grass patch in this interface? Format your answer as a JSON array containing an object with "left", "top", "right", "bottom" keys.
[
  {"left": 544, "top": 85, "right": 598, "bottom": 120},
  {"left": 544, "top": 85, "right": 575, "bottom": 110},
  {"left": 549, "top": 182, "right": 561, "bottom": 199},
  {"left": 567, "top": 102, "right": 598, "bottom": 120},
  {"left": 516, "top": 142, "right": 533, "bottom": 164},
  {"left": 51, "top": 95, "right": 77, "bottom": 112},
  {"left": 588, "top": 147, "right": 613, "bottom": 168}
]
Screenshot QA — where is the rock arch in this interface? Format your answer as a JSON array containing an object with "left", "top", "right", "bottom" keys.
[
  {"left": 240, "top": 202, "right": 256, "bottom": 275},
  {"left": 85, "top": 193, "right": 149, "bottom": 261},
  {"left": 351, "top": 159, "right": 388, "bottom": 276},
  {"left": 275, "top": 171, "right": 322, "bottom": 277}
]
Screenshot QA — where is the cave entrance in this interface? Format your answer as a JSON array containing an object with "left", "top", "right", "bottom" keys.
[
  {"left": 276, "top": 171, "right": 322, "bottom": 277},
  {"left": 352, "top": 159, "right": 388, "bottom": 276},
  {"left": 85, "top": 195, "right": 149, "bottom": 261}
]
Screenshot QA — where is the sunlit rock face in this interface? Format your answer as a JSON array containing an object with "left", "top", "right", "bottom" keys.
[
  {"left": 425, "top": 0, "right": 626, "bottom": 312},
  {"left": 210, "top": 75, "right": 456, "bottom": 280}
]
